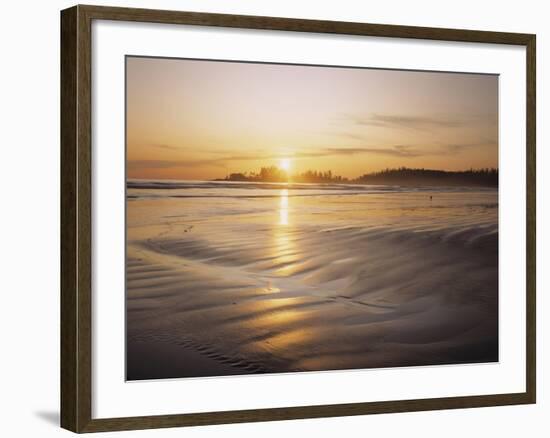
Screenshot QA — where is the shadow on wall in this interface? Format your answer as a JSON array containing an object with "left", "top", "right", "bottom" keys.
[{"left": 34, "top": 411, "right": 59, "bottom": 427}]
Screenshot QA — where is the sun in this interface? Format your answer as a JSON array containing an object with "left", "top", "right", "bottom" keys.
[{"left": 279, "top": 158, "right": 291, "bottom": 172}]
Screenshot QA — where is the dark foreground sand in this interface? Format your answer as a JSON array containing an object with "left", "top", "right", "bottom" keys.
[{"left": 126, "top": 189, "right": 498, "bottom": 380}]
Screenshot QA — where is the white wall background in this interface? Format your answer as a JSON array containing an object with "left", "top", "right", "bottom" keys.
[{"left": 0, "top": 0, "right": 546, "bottom": 436}]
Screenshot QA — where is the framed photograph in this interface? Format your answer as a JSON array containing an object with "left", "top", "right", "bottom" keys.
[{"left": 60, "top": 4, "right": 536, "bottom": 433}]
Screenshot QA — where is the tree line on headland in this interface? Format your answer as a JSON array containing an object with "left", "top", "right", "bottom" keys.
[{"left": 219, "top": 166, "right": 498, "bottom": 187}]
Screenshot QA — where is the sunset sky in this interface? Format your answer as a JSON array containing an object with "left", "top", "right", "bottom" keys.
[{"left": 126, "top": 56, "right": 498, "bottom": 180}]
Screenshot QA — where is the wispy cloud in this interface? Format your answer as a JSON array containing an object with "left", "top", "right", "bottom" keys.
[
  {"left": 320, "top": 146, "right": 423, "bottom": 158},
  {"left": 343, "top": 112, "right": 497, "bottom": 131},
  {"left": 128, "top": 159, "right": 228, "bottom": 170},
  {"left": 151, "top": 144, "right": 181, "bottom": 151},
  {"left": 355, "top": 114, "right": 463, "bottom": 129},
  {"left": 291, "top": 142, "right": 489, "bottom": 159}
]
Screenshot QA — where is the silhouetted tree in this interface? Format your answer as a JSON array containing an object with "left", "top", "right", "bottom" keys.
[{"left": 220, "top": 166, "right": 498, "bottom": 187}]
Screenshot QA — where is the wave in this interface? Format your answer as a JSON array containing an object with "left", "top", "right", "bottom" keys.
[
  {"left": 127, "top": 179, "right": 497, "bottom": 199},
  {"left": 129, "top": 192, "right": 382, "bottom": 199},
  {"left": 127, "top": 179, "right": 397, "bottom": 191}
]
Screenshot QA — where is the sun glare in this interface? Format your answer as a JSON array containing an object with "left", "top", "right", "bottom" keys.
[{"left": 280, "top": 158, "right": 291, "bottom": 172}]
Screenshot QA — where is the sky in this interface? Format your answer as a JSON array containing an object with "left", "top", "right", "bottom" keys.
[{"left": 126, "top": 56, "right": 498, "bottom": 180}]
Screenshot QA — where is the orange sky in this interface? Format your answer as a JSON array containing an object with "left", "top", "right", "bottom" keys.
[{"left": 126, "top": 56, "right": 498, "bottom": 180}]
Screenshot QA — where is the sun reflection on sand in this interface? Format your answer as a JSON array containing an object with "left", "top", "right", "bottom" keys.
[
  {"left": 242, "top": 299, "right": 316, "bottom": 350},
  {"left": 266, "top": 328, "right": 315, "bottom": 349},
  {"left": 279, "top": 189, "right": 289, "bottom": 226},
  {"left": 272, "top": 189, "right": 299, "bottom": 275}
]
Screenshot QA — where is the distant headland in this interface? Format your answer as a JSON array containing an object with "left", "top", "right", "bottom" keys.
[{"left": 216, "top": 166, "right": 498, "bottom": 187}]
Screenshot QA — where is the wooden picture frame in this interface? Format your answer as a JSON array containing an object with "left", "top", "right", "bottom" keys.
[{"left": 61, "top": 4, "right": 536, "bottom": 433}]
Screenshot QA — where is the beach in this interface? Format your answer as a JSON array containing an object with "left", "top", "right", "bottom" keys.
[{"left": 126, "top": 181, "right": 498, "bottom": 380}]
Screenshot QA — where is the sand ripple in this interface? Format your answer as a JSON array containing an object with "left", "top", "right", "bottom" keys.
[{"left": 126, "top": 190, "right": 498, "bottom": 380}]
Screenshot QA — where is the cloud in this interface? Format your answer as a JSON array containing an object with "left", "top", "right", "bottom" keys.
[
  {"left": 127, "top": 159, "right": 227, "bottom": 170},
  {"left": 295, "top": 143, "right": 487, "bottom": 159},
  {"left": 151, "top": 144, "right": 181, "bottom": 151},
  {"left": 345, "top": 112, "right": 497, "bottom": 131},
  {"left": 443, "top": 144, "right": 473, "bottom": 154},
  {"left": 321, "top": 146, "right": 423, "bottom": 157},
  {"left": 357, "top": 114, "right": 463, "bottom": 129}
]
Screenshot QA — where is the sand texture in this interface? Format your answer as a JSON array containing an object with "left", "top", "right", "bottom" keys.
[{"left": 126, "top": 182, "right": 498, "bottom": 380}]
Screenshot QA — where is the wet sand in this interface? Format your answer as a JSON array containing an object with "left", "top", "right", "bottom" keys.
[{"left": 126, "top": 188, "right": 498, "bottom": 380}]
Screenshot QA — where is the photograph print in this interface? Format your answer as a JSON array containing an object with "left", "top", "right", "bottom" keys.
[{"left": 125, "top": 57, "right": 499, "bottom": 381}]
